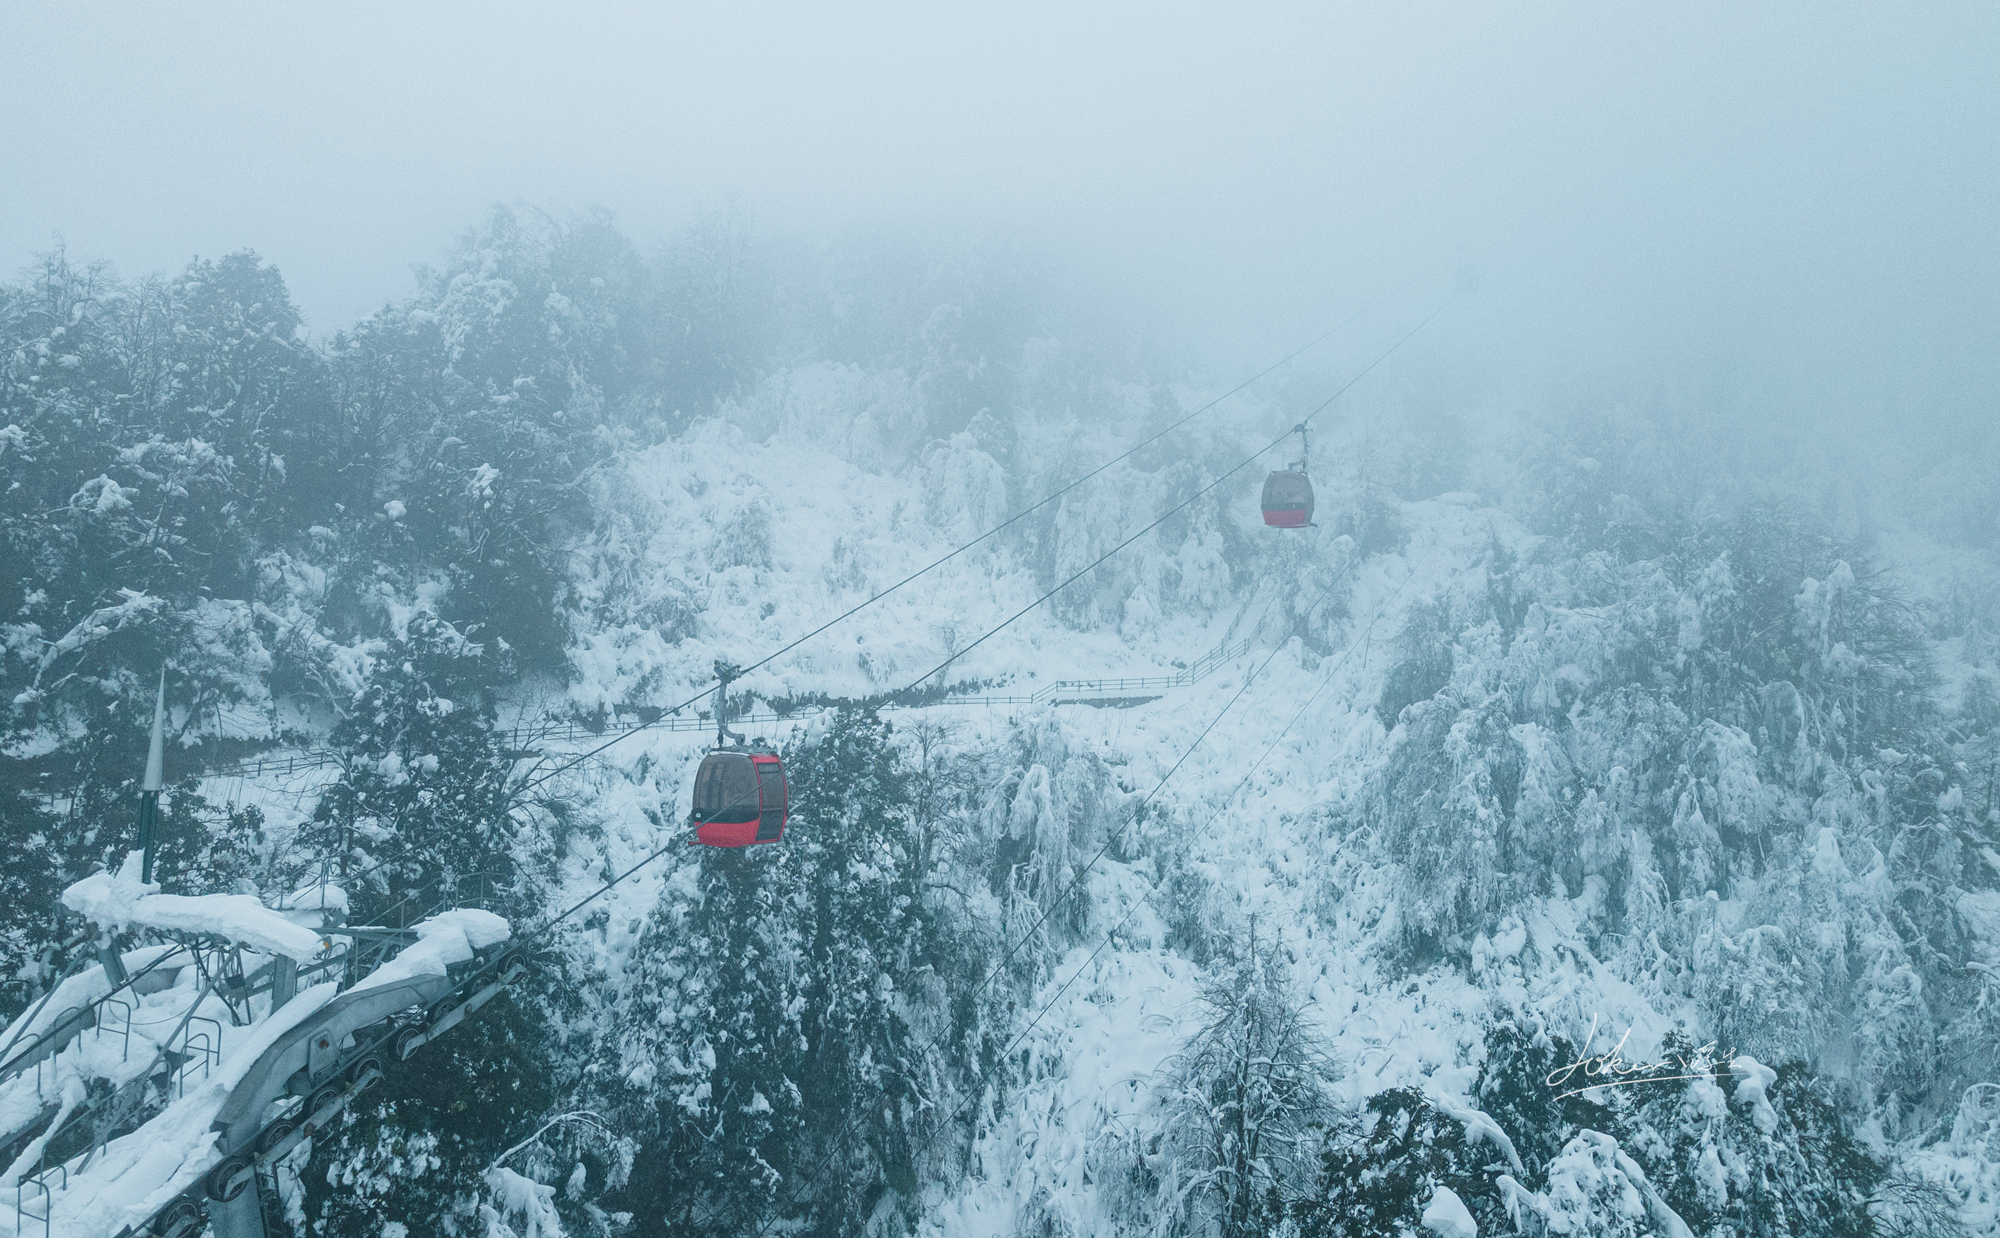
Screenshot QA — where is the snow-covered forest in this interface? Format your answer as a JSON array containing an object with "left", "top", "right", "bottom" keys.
[{"left": 5, "top": 204, "right": 2000, "bottom": 1238}]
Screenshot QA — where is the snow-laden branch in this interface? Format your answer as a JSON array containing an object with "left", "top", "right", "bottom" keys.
[{"left": 62, "top": 852, "right": 327, "bottom": 959}]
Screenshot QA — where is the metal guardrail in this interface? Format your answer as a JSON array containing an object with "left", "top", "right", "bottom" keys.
[
  {"left": 0, "top": 946, "right": 192, "bottom": 1086},
  {"left": 173, "top": 1017, "right": 222, "bottom": 1098},
  {"left": 204, "top": 752, "right": 336, "bottom": 780},
  {"left": 1026, "top": 637, "right": 1250, "bottom": 699},
  {"left": 207, "top": 637, "right": 1253, "bottom": 781},
  {"left": 18, "top": 1164, "right": 63, "bottom": 1238}
]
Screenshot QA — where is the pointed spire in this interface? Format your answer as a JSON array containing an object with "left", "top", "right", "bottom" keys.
[{"left": 143, "top": 669, "right": 166, "bottom": 792}]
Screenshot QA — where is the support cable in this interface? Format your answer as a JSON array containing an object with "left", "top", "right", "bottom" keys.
[
  {"left": 755, "top": 535, "right": 1433, "bottom": 1233},
  {"left": 489, "top": 292, "right": 1454, "bottom": 985},
  {"left": 518, "top": 285, "right": 1410, "bottom": 795},
  {"left": 887, "top": 296, "right": 1451, "bottom": 702},
  {"left": 921, "top": 538, "right": 1436, "bottom": 1153}
]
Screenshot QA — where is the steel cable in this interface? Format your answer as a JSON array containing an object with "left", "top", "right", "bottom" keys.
[{"left": 517, "top": 284, "right": 1412, "bottom": 795}]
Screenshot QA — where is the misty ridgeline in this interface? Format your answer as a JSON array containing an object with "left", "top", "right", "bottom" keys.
[{"left": 4, "top": 207, "right": 2000, "bottom": 1238}]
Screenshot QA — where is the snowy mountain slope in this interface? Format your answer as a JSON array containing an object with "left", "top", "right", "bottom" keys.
[
  {"left": 564, "top": 372, "right": 1291, "bottom": 718},
  {"left": 548, "top": 358, "right": 2000, "bottom": 1232},
  {"left": 540, "top": 383, "right": 1946, "bottom": 1233},
  {"left": 9, "top": 227, "right": 1996, "bottom": 1237}
]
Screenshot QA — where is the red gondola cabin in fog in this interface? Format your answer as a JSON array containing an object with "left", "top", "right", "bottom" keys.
[
  {"left": 1260, "top": 470, "right": 1314, "bottom": 527},
  {"left": 1260, "top": 423, "right": 1316, "bottom": 528},
  {"left": 688, "top": 661, "right": 789, "bottom": 847},
  {"left": 690, "top": 749, "right": 788, "bottom": 847}
]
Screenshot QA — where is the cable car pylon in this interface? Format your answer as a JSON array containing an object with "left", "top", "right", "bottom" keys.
[
  {"left": 0, "top": 679, "right": 530, "bottom": 1238},
  {"left": 138, "top": 670, "right": 166, "bottom": 884}
]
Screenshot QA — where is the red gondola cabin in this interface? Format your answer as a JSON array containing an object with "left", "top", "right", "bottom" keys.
[
  {"left": 1260, "top": 469, "right": 1315, "bottom": 528},
  {"left": 690, "top": 749, "right": 789, "bottom": 847}
]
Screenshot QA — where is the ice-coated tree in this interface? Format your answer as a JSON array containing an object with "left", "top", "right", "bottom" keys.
[
  {"left": 612, "top": 838, "right": 810, "bottom": 1237},
  {"left": 1288, "top": 1088, "right": 1487, "bottom": 1238},
  {"left": 307, "top": 612, "right": 520, "bottom": 918},
  {"left": 1496, "top": 1128, "right": 1681, "bottom": 1238},
  {"left": 610, "top": 709, "right": 956, "bottom": 1237},
  {"left": 1376, "top": 689, "right": 1530, "bottom": 954},
  {"left": 1611, "top": 1048, "right": 1882, "bottom": 1238},
  {"left": 1471, "top": 1023, "right": 1597, "bottom": 1187},
  {"left": 300, "top": 988, "right": 560, "bottom": 1238},
  {"left": 1375, "top": 595, "right": 1457, "bottom": 728},
  {"left": 0, "top": 784, "right": 62, "bottom": 1017},
  {"left": 1157, "top": 926, "right": 1334, "bottom": 1238},
  {"left": 317, "top": 207, "right": 640, "bottom": 668},
  {"left": 784, "top": 709, "right": 938, "bottom": 1224}
]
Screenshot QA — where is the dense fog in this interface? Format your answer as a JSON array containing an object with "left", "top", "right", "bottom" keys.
[
  {"left": 4, "top": 7, "right": 1999, "bottom": 1238},
  {"left": 7, "top": 4, "right": 1994, "bottom": 440}
]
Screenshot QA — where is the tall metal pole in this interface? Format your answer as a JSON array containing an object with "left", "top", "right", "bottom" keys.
[{"left": 138, "top": 669, "right": 166, "bottom": 884}]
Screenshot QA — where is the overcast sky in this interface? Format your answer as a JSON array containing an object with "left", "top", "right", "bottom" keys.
[{"left": 4, "top": 2, "right": 1995, "bottom": 439}]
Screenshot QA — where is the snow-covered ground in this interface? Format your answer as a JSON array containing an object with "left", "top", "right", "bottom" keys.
[
  {"left": 30, "top": 360, "right": 1993, "bottom": 1235},
  {"left": 526, "top": 385, "right": 1901, "bottom": 1232}
]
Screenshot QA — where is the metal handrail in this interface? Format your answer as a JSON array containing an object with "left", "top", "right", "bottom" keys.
[
  {"left": 16, "top": 1164, "right": 64, "bottom": 1238},
  {"left": 176, "top": 1034, "right": 211, "bottom": 1097},
  {"left": 0, "top": 945, "right": 190, "bottom": 1083},
  {"left": 1031, "top": 637, "right": 1251, "bottom": 699},
  {"left": 95, "top": 997, "right": 132, "bottom": 1061},
  {"left": 175, "top": 1018, "right": 222, "bottom": 1097}
]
